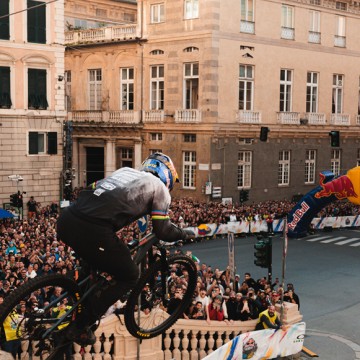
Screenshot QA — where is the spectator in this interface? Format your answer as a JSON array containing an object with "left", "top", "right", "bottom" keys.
[
  {"left": 190, "top": 301, "right": 206, "bottom": 320},
  {"left": 207, "top": 295, "right": 225, "bottom": 322},
  {"left": 27, "top": 196, "right": 38, "bottom": 219},
  {"left": 285, "top": 283, "right": 300, "bottom": 309},
  {"left": 255, "top": 305, "right": 286, "bottom": 331}
]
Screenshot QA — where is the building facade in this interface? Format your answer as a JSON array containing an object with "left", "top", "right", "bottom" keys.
[
  {"left": 65, "top": 0, "right": 360, "bottom": 203},
  {"left": 0, "top": 0, "right": 65, "bottom": 210}
]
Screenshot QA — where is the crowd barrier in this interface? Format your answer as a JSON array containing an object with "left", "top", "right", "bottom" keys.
[{"left": 188, "top": 215, "right": 360, "bottom": 237}]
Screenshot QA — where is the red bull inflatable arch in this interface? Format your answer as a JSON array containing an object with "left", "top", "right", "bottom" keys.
[{"left": 287, "top": 166, "right": 360, "bottom": 238}]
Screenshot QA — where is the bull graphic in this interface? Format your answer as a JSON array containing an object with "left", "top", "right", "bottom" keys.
[{"left": 314, "top": 173, "right": 357, "bottom": 200}]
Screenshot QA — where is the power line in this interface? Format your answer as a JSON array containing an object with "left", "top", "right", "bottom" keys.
[{"left": 0, "top": 0, "right": 60, "bottom": 20}]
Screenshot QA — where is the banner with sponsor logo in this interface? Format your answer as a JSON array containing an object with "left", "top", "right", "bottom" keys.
[{"left": 203, "top": 322, "right": 305, "bottom": 360}]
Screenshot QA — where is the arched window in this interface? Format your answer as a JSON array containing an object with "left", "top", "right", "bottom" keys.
[
  {"left": 183, "top": 46, "right": 199, "bottom": 53},
  {"left": 150, "top": 49, "right": 164, "bottom": 55}
]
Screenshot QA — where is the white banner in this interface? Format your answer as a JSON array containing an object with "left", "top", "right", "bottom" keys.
[
  {"left": 228, "top": 232, "right": 235, "bottom": 280},
  {"left": 203, "top": 322, "right": 306, "bottom": 360}
]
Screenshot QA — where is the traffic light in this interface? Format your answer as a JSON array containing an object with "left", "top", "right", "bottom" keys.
[
  {"left": 17, "top": 193, "right": 23, "bottom": 208},
  {"left": 254, "top": 238, "right": 272, "bottom": 268},
  {"left": 240, "top": 189, "right": 249, "bottom": 203},
  {"left": 9, "top": 193, "right": 16, "bottom": 206},
  {"left": 260, "top": 127, "right": 269, "bottom": 142},
  {"left": 329, "top": 131, "right": 340, "bottom": 147}
]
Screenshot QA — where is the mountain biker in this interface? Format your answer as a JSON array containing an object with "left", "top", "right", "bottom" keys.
[{"left": 57, "top": 152, "right": 195, "bottom": 345}]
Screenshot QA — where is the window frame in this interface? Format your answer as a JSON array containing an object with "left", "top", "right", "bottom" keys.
[
  {"left": 88, "top": 69, "right": 102, "bottom": 111},
  {"left": 150, "top": 3, "right": 165, "bottom": 24},
  {"left": 278, "top": 150, "right": 290, "bottom": 186},
  {"left": 237, "top": 151, "right": 252, "bottom": 188},
  {"left": 184, "top": 0, "right": 199, "bottom": 20},
  {"left": 279, "top": 69, "right": 293, "bottom": 112},
  {"left": 332, "top": 74, "right": 343, "bottom": 114},
  {"left": 150, "top": 65, "right": 164, "bottom": 110},
  {"left": 119, "top": 147, "right": 133, "bottom": 168},
  {"left": 281, "top": 5, "right": 294, "bottom": 28},
  {"left": 331, "top": 149, "right": 341, "bottom": 176},
  {"left": 305, "top": 150, "right": 316, "bottom": 184},
  {"left": 182, "top": 151, "right": 196, "bottom": 189},
  {"left": 28, "top": 131, "right": 57, "bottom": 155},
  {"left": 306, "top": 72, "right": 319, "bottom": 113},
  {"left": 241, "top": 0, "right": 254, "bottom": 21},
  {"left": 183, "top": 62, "right": 199, "bottom": 109},
  {"left": 0, "top": 0, "right": 10, "bottom": 40},
  {"left": 0, "top": 66, "right": 12, "bottom": 108},
  {"left": 27, "top": 0, "right": 46, "bottom": 44},
  {"left": 120, "top": 67, "right": 134, "bottom": 110},
  {"left": 239, "top": 64, "right": 254, "bottom": 111},
  {"left": 28, "top": 68, "right": 48, "bottom": 110}
]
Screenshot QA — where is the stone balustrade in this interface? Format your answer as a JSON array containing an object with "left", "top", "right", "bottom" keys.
[{"left": 15, "top": 302, "right": 302, "bottom": 359}]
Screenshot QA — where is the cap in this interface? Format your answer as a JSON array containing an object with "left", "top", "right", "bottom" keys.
[{"left": 215, "top": 295, "right": 222, "bottom": 301}]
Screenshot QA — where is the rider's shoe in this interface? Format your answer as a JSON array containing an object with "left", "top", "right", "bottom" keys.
[{"left": 65, "top": 324, "right": 96, "bottom": 346}]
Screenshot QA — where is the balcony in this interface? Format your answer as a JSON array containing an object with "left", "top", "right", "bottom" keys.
[
  {"left": 175, "top": 109, "right": 201, "bottom": 123},
  {"left": 68, "top": 110, "right": 141, "bottom": 124},
  {"left": 281, "top": 27, "right": 295, "bottom": 40},
  {"left": 304, "top": 112, "right": 326, "bottom": 125},
  {"left": 236, "top": 110, "right": 261, "bottom": 124},
  {"left": 330, "top": 113, "right": 350, "bottom": 125},
  {"left": 240, "top": 20, "right": 255, "bottom": 34},
  {"left": 308, "top": 31, "right": 321, "bottom": 44},
  {"left": 277, "top": 112, "right": 300, "bottom": 124},
  {"left": 142, "top": 110, "right": 164, "bottom": 123},
  {"left": 64, "top": 24, "right": 138, "bottom": 45},
  {"left": 334, "top": 35, "right": 346, "bottom": 47}
]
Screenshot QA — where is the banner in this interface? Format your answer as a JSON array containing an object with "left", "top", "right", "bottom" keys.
[
  {"left": 203, "top": 322, "right": 306, "bottom": 360},
  {"left": 228, "top": 232, "right": 235, "bottom": 280}
]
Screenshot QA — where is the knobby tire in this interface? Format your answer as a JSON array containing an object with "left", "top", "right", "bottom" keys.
[{"left": 124, "top": 254, "right": 197, "bottom": 339}]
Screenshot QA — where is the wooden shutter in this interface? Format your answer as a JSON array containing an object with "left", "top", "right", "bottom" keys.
[
  {"left": 27, "top": 1, "right": 46, "bottom": 44},
  {"left": 0, "top": 1, "right": 9, "bottom": 40},
  {"left": 28, "top": 69, "right": 47, "bottom": 109},
  {"left": 0, "top": 67, "right": 11, "bottom": 108},
  {"left": 47, "top": 132, "right": 57, "bottom": 154},
  {"left": 29, "top": 132, "right": 38, "bottom": 155}
]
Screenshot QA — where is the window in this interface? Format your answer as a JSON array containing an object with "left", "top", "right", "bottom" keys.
[
  {"left": 310, "top": 0, "right": 321, "bottom": 5},
  {"left": 0, "top": 0, "right": 10, "bottom": 40},
  {"left": 65, "top": 71, "right": 71, "bottom": 111},
  {"left": 239, "top": 65, "right": 254, "bottom": 110},
  {"left": 150, "top": 65, "right": 164, "bottom": 110},
  {"left": 183, "top": 151, "right": 196, "bottom": 188},
  {"left": 27, "top": 0, "right": 46, "bottom": 44},
  {"left": 88, "top": 69, "right": 102, "bottom": 110},
  {"left": 0, "top": 67, "right": 12, "bottom": 108},
  {"left": 278, "top": 150, "right": 290, "bottom": 186},
  {"left": 121, "top": 68, "right": 134, "bottom": 110},
  {"left": 183, "top": 47, "right": 199, "bottom": 53},
  {"left": 358, "top": 76, "right": 360, "bottom": 116},
  {"left": 184, "top": 0, "right": 199, "bottom": 19},
  {"left": 305, "top": 150, "right": 316, "bottom": 184},
  {"left": 120, "top": 148, "right": 133, "bottom": 168},
  {"left": 184, "top": 134, "right": 196, "bottom": 142},
  {"left": 279, "top": 69, "right": 292, "bottom": 112},
  {"left": 184, "top": 63, "right": 199, "bottom": 109},
  {"left": 357, "top": 149, "right": 360, "bottom": 167},
  {"left": 309, "top": 11, "right": 321, "bottom": 43},
  {"left": 335, "top": 15, "right": 346, "bottom": 47},
  {"left": 306, "top": 72, "right": 318, "bottom": 113},
  {"left": 241, "top": 0, "right": 254, "bottom": 21},
  {"left": 332, "top": 74, "right": 343, "bottom": 114},
  {"left": 28, "top": 132, "right": 57, "bottom": 155},
  {"left": 237, "top": 151, "right": 252, "bottom": 188},
  {"left": 150, "top": 132, "right": 162, "bottom": 141},
  {"left": 150, "top": 149, "right": 162, "bottom": 154},
  {"left": 150, "top": 49, "right": 164, "bottom": 55},
  {"left": 151, "top": 3, "right": 165, "bottom": 23},
  {"left": 331, "top": 149, "right": 341, "bottom": 176},
  {"left": 281, "top": 5, "right": 294, "bottom": 28},
  {"left": 28, "top": 69, "right": 48, "bottom": 110},
  {"left": 336, "top": 2, "right": 347, "bottom": 11}
]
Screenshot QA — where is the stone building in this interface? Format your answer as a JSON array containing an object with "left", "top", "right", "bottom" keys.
[
  {"left": 0, "top": 1, "right": 65, "bottom": 211},
  {"left": 65, "top": 0, "right": 360, "bottom": 203}
]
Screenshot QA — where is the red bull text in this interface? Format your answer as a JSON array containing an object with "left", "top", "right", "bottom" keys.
[{"left": 288, "top": 201, "right": 310, "bottom": 230}]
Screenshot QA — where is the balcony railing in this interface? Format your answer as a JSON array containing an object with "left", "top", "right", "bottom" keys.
[
  {"left": 175, "top": 109, "right": 202, "bottom": 123},
  {"left": 308, "top": 31, "right": 321, "bottom": 44},
  {"left": 281, "top": 27, "right": 295, "bottom": 40},
  {"left": 240, "top": 20, "right": 255, "bottom": 34},
  {"left": 304, "top": 112, "right": 326, "bottom": 125},
  {"left": 236, "top": 110, "right": 261, "bottom": 124},
  {"left": 64, "top": 24, "right": 138, "bottom": 45},
  {"left": 142, "top": 110, "right": 164, "bottom": 123},
  {"left": 330, "top": 113, "right": 350, "bottom": 125},
  {"left": 277, "top": 112, "right": 300, "bottom": 124},
  {"left": 68, "top": 110, "right": 140, "bottom": 124},
  {"left": 334, "top": 35, "right": 346, "bottom": 47}
]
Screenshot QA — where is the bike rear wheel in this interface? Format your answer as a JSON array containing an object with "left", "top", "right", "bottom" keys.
[
  {"left": 0, "top": 274, "right": 82, "bottom": 360},
  {"left": 124, "top": 254, "right": 197, "bottom": 339}
]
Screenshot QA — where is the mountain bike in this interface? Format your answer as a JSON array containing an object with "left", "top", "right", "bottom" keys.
[{"left": 0, "top": 232, "right": 197, "bottom": 359}]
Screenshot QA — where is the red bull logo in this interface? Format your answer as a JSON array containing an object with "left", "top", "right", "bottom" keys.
[
  {"left": 314, "top": 173, "right": 357, "bottom": 200},
  {"left": 288, "top": 201, "right": 310, "bottom": 230}
]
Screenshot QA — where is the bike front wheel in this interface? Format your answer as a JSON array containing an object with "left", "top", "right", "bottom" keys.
[
  {"left": 0, "top": 273, "right": 82, "bottom": 360},
  {"left": 124, "top": 254, "right": 197, "bottom": 339}
]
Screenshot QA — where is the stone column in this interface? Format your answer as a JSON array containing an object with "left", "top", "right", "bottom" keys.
[
  {"left": 134, "top": 141, "right": 142, "bottom": 169},
  {"left": 105, "top": 139, "right": 116, "bottom": 176}
]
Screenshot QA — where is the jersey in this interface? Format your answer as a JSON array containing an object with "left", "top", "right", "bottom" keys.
[{"left": 71, "top": 168, "right": 186, "bottom": 242}]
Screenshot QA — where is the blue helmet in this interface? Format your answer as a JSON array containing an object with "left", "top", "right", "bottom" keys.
[{"left": 140, "top": 152, "right": 180, "bottom": 190}]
